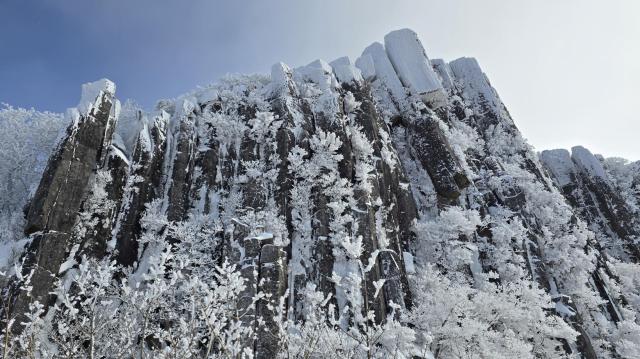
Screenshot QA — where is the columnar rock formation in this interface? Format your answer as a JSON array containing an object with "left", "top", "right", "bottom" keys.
[
  {"left": 14, "top": 80, "right": 120, "bottom": 317},
  {"left": 5, "top": 29, "right": 639, "bottom": 358}
]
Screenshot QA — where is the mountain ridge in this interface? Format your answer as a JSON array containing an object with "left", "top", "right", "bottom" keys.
[{"left": 0, "top": 28, "right": 638, "bottom": 358}]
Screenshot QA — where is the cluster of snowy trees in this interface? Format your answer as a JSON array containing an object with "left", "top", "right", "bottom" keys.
[
  {"left": 603, "top": 157, "right": 640, "bottom": 215},
  {"left": 2, "top": 29, "right": 640, "bottom": 358},
  {"left": 0, "top": 200, "right": 414, "bottom": 358},
  {"left": 1, "top": 207, "right": 619, "bottom": 358},
  {"left": 0, "top": 105, "right": 65, "bottom": 267}
]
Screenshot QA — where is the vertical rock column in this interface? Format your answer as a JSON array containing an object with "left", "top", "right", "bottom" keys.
[
  {"left": 114, "top": 113, "right": 169, "bottom": 266},
  {"left": 15, "top": 79, "right": 118, "bottom": 317},
  {"left": 166, "top": 100, "right": 198, "bottom": 223},
  {"left": 269, "top": 63, "right": 315, "bottom": 321},
  {"left": 409, "top": 115, "right": 470, "bottom": 204},
  {"left": 255, "top": 244, "right": 288, "bottom": 358}
]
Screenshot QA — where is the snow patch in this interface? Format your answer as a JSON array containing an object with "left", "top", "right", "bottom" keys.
[
  {"left": 270, "top": 62, "right": 293, "bottom": 91},
  {"left": 384, "top": 29, "right": 444, "bottom": 107},
  {"left": 329, "top": 56, "right": 363, "bottom": 85},
  {"left": 58, "top": 244, "right": 80, "bottom": 274},
  {"left": 403, "top": 251, "right": 416, "bottom": 274},
  {"left": 138, "top": 121, "right": 153, "bottom": 154},
  {"left": 539, "top": 149, "right": 576, "bottom": 187},
  {"left": 78, "top": 79, "right": 115, "bottom": 115},
  {"left": 253, "top": 232, "right": 274, "bottom": 241},
  {"left": 354, "top": 53, "right": 376, "bottom": 80},
  {"left": 571, "top": 146, "right": 607, "bottom": 180},
  {"left": 109, "top": 143, "right": 130, "bottom": 166},
  {"left": 449, "top": 57, "right": 502, "bottom": 113},
  {"left": 431, "top": 59, "right": 455, "bottom": 90},
  {"left": 358, "top": 42, "right": 407, "bottom": 109},
  {"left": 294, "top": 59, "right": 338, "bottom": 90}
]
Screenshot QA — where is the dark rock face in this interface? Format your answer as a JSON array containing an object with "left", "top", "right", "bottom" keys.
[
  {"left": 409, "top": 115, "right": 469, "bottom": 202},
  {"left": 255, "top": 244, "right": 288, "bottom": 358},
  {"left": 6, "top": 32, "right": 639, "bottom": 358},
  {"left": 114, "top": 114, "right": 168, "bottom": 266},
  {"left": 15, "top": 80, "right": 119, "bottom": 319},
  {"left": 78, "top": 145, "right": 129, "bottom": 259},
  {"left": 25, "top": 87, "right": 117, "bottom": 235},
  {"left": 167, "top": 115, "right": 198, "bottom": 222},
  {"left": 12, "top": 232, "right": 69, "bottom": 316}
]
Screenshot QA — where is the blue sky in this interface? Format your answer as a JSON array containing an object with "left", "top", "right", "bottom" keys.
[{"left": 1, "top": 0, "right": 638, "bottom": 159}]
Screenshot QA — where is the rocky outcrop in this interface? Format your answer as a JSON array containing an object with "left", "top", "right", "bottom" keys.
[
  {"left": 541, "top": 147, "right": 640, "bottom": 261},
  {"left": 113, "top": 113, "right": 169, "bottom": 266},
  {"left": 25, "top": 80, "right": 118, "bottom": 235},
  {"left": 15, "top": 79, "right": 119, "bottom": 318},
  {"left": 6, "top": 28, "right": 639, "bottom": 358}
]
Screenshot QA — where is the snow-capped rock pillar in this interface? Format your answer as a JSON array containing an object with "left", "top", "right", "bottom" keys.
[
  {"left": 384, "top": 29, "right": 447, "bottom": 109},
  {"left": 25, "top": 79, "right": 118, "bottom": 235},
  {"left": 15, "top": 79, "right": 119, "bottom": 323},
  {"left": 255, "top": 244, "right": 288, "bottom": 358},
  {"left": 114, "top": 114, "right": 169, "bottom": 266}
]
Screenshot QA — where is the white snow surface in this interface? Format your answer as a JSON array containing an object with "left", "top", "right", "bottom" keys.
[
  {"left": 383, "top": 29, "right": 444, "bottom": 96},
  {"left": 431, "top": 59, "right": 455, "bottom": 90},
  {"left": 358, "top": 42, "right": 407, "bottom": 108},
  {"left": 329, "top": 56, "right": 363, "bottom": 85},
  {"left": 539, "top": 149, "right": 576, "bottom": 187},
  {"left": 402, "top": 251, "right": 416, "bottom": 274},
  {"left": 294, "top": 59, "right": 338, "bottom": 90},
  {"left": 138, "top": 121, "right": 153, "bottom": 154},
  {"left": 253, "top": 232, "right": 274, "bottom": 241},
  {"left": 571, "top": 146, "right": 608, "bottom": 179},
  {"left": 354, "top": 53, "right": 376, "bottom": 80},
  {"left": 78, "top": 78, "right": 115, "bottom": 115},
  {"left": 270, "top": 62, "right": 293, "bottom": 92},
  {"left": 109, "top": 143, "right": 130, "bottom": 166},
  {"left": 114, "top": 104, "right": 145, "bottom": 156},
  {"left": 449, "top": 57, "right": 502, "bottom": 111}
]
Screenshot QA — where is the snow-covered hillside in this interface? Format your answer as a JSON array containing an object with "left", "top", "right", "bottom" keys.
[{"left": 1, "top": 28, "right": 639, "bottom": 358}]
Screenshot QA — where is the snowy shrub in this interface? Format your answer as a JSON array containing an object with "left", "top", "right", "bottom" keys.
[{"left": 0, "top": 105, "right": 66, "bottom": 244}]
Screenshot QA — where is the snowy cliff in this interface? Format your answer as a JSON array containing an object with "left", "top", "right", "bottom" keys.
[{"left": 1, "top": 28, "right": 639, "bottom": 358}]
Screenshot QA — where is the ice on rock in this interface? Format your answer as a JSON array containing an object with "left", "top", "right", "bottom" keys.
[
  {"left": 78, "top": 78, "right": 116, "bottom": 115},
  {"left": 431, "top": 59, "right": 455, "bottom": 90},
  {"left": 114, "top": 106, "right": 146, "bottom": 156},
  {"left": 137, "top": 121, "right": 153, "bottom": 153},
  {"left": 253, "top": 232, "right": 274, "bottom": 241},
  {"left": 110, "top": 143, "right": 130, "bottom": 166},
  {"left": 329, "top": 56, "right": 363, "bottom": 85},
  {"left": 358, "top": 42, "right": 407, "bottom": 108},
  {"left": 449, "top": 57, "right": 502, "bottom": 112},
  {"left": 65, "top": 107, "right": 81, "bottom": 127},
  {"left": 571, "top": 146, "right": 608, "bottom": 180},
  {"left": 270, "top": 62, "right": 294, "bottom": 92},
  {"left": 383, "top": 29, "right": 446, "bottom": 108},
  {"left": 196, "top": 87, "right": 219, "bottom": 105},
  {"left": 176, "top": 96, "right": 197, "bottom": 118},
  {"left": 403, "top": 251, "right": 416, "bottom": 274},
  {"left": 355, "top": 53, "right": 376, "bottom": 80},
  {"left": 162, "top": 96, "right": 197, "bottom": 136},
  {"left": 294, "top": 59, "right": 338, "bottom": 90},
  {"left": 540, "top": 149, "right": 576, "bottom": 187}
]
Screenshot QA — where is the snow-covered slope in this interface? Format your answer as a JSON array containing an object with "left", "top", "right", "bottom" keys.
[{"left": 1, "top": 28, "right": 639, "bottom": 359}]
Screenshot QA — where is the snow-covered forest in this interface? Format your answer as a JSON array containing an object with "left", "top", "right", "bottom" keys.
[{"left": 0, "top": 29, "right": 639, "bottom": 358}]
